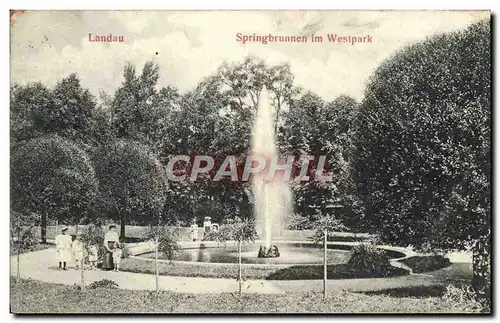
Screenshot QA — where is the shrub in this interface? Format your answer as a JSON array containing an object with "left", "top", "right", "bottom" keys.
[
  {"left": 363, "top": 285, "right": 447, "bottom": 298},
  {"left": 265, "top": 263, "right": 408, "bottom": 280},
  {"left": 88, "top": 279, "right": 119, "bottom": 290},
  {"left": 442, "top": 284, "right": 483, "bottom": 313},
  {"left": 145, "top": 225, "right": 181, "bottom": 261},
  {"left": 347, "top": 244, "right": 394, "bottom": 276},
  {"left": 400, "top": 255, "right": 451, "bottom": 273}
]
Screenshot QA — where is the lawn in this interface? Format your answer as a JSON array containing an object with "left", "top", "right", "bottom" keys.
[
  {"left": 120, "top": 257, "right": 277, "bottom": 279},
  {"left": 10, "top": 278, "right": 481, "bottom": 314},
  {"left": 266, "top": 264, "right": 408, "bottom": 280},
  {"left": 119, "top": 258, "right": 409, "bottom": 280},
  {"left": 10, "top": 243, "right": 55, "bottom": 256}
]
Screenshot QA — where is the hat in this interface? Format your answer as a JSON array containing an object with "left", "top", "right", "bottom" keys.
[
  {"left": 109, "top": 224, "right": 116, "bottom": 229},
  {"left": 61, "top": 226, "right": 68, "bottom": 232}
]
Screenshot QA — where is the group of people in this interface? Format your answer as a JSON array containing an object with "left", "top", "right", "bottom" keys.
[{"left": 55, "top": 224, "right": 123, "bottom": 272}]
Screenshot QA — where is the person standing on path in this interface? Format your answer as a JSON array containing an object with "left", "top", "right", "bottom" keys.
[
  {"left": 102, "top": 224, "right": 119, "bottom": 270},
  {"left": 191, "top": 220, "right": 199, "bottom": 242},
  {"left": 72, "top": 233, "right": 84, "bottom": 270},
  {"left": 88, "top": 244, "right": 98, "bottom": 270},
  {"left": 112, "top": 242, "right": 122, "bottom": 272},
  {"left": 55, "top": 226, "right": 72, "bottom": 270}
]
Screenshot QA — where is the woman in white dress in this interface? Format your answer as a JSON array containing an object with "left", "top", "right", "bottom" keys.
[
  {"left": 55, "top": 227, "right": 72, "bottom": 270},
  {"left": 103, "top": 224, "right": 120, "bottom": 270}
]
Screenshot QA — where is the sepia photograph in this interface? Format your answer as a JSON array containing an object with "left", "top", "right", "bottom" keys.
[{"left": 9, "top": 9, "right": 491, "bottom": 314}]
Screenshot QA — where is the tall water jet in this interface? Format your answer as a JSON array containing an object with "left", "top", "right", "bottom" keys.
[{"left": 251, "top": 87, "right": 292, "bottom": 254}]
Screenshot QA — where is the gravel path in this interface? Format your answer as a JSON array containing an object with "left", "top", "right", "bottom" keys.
[{"left": 10, "top": 247, "right": 472, "bottom": 294}]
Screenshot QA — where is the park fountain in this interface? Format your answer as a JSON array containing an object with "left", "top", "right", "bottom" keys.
[{"left": 251, "top": 87, "right": 292, "bottom": 258}]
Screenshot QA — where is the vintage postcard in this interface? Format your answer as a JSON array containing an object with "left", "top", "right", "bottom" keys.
[{"left": 9, "top": 10, "right": 491, "bottom": 314}]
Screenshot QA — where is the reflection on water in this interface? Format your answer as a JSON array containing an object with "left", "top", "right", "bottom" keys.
[{"left": 142, "top": 243, "right": 352, "bottom": 265}]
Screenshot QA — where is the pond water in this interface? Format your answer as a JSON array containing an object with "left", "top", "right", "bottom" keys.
[{"left": 141, "top": 243, "right": 354, "bottom": 265}]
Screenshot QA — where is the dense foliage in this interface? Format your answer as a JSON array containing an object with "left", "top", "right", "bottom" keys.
[
  {"left": 145, "top": 225, "right": 181, "bottom": 260},
  {"left": 352, "top": 20, "right": 490, "bottom": 306},
  {"left": 11, "top": 135, "right": 98, "bottom": 242}
]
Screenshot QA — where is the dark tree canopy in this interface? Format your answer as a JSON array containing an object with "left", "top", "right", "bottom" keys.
[
  {"left": 92, "top": 139, "right": 167, "bottom": 238},
  {"left": 352, "top": 20, "right": 490, "bottom": 249},
  {"left": 11, "top": 135, "right": 98, "bottom": 241}
]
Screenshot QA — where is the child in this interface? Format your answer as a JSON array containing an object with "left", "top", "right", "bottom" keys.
[
  {"left": 72, "top": 234, "right": 84, "bottom": 270},
  {"left": 55, "top": 227, "right": 72, "bottom": 270},
  {"left": 88, "top": 245, "right": 98, "bottom": 270},
  {"left": 112, "top": 242, "right": 122, "bottom": 272}
]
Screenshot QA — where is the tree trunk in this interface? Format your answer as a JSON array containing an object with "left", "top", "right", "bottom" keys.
[
  {"left": 16, "top": 228, "right": 21, "bottom": 283},
  {"left": 155, "top": 236, "right": 159, "bottom": 294},
  {"left": 120, "top": 216, "right": 126, "bottom": 242},
  {"left": 323, "top": 228, "right": 327, "bottom": 299},
  {"left": 41, "top": 214, "right": 47, "bottom": 244},
  {"left": 238, "top": 239, "right": 242, "bottom": 297},
  {"left": 75, "top": 223, "right": 79, "bottom": 235},
  {"left": 16, "top": 249, "right": 21, "bottom": 284},
  {"left": 80, "top": 257, "right": 85, "bottom": 291},
  {"left": 472, "top": 234, "right": 491, "bottom": 312}
]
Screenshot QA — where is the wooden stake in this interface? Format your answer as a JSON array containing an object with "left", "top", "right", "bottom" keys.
[
  {"left": 238, "top": 239, "right": 242, "bottom": 297},
  {"left": 323, "top": 228, "right": 327, "bottom": 299}
]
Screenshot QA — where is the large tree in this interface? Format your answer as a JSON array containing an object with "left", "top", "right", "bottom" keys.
[
  {"left": 352, "top": 21, "right": 490, "bottom": 305},
  {"left": 280, "top": 92, "right": 360, "bottom": 228},
  {"left": 93, "top": 140, "right": 167, "bottom": 239},
  {"left": 11, "top": 135, "right": 98, "bottom": 242},
  {"left": 11, "top": 74, "right": 99, "bottom": 148},
  {"left": 112, "top": 61, "right": 179, "bottom": 153},
  {"left": 10, "top": 83, "right": 52, "bottom": 144},
  {"left": 38, "top": 74, "right": 97, "bottom": 146}
]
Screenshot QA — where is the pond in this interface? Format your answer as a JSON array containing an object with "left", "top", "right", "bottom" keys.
[{"left": 141, "top": 242, "right": 360, "bottom": 265}]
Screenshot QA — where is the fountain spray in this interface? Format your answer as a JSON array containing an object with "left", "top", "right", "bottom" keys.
[{"left": 251, "top": 87, "right": 292, "bottom": 257}]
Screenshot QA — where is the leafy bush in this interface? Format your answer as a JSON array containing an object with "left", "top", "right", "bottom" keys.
[
  {"left": 400, "top": 255, "right": 451, "bottom": 273},
  {"left": 266, "top": 263, "right": 408, "bottom": 280},
  {"left": 442, "top": 284, "right": 483, "bottom": 313},
  {"left": 11, "top": 211, "right": 40, "bottom": 254},
  {"left": 346, "top": 244, "right": 395, "bottom": 276},
  {"left": 145, "top": 225, "right": 181, "bottom": 260},
  {"left": 88, "top": 279, "right": 119, "bottom": 290},
  {"left": 363, "top": 285, "right": 447, "bottom": 298},
  {"left": 80, "top": 224, "right": 105, "bottom": 261},
  {"left": 11, "top": 226, "right": 39, "bottom": 254}
]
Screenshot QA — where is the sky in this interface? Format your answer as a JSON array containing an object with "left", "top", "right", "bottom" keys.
[{"left": 10, "top": 10, "right": 489, "bottom": 102}]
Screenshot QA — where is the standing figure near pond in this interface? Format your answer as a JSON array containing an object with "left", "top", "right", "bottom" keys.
[
  {"left": 103, "top": 224, "right": 119, "bottom": 271},
  {"left": 88, "top": 244, "right": 98, "bottom": 270},
  {"left": 190, "top": 221, "right": 199, "bottom": 242},
  {"left": 55, "top": 226, "right": 72, "bottom": 270}
]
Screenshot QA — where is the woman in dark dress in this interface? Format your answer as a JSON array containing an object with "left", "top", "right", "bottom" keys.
[{"left": 103, "top": 224, "right": 120, "bottom": 270}]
